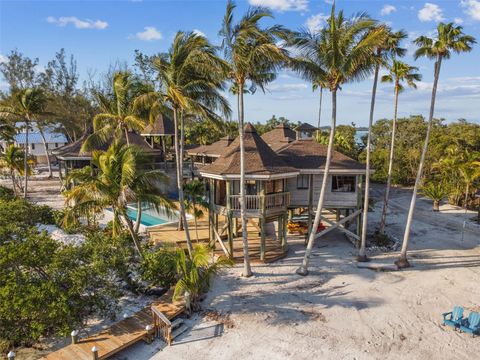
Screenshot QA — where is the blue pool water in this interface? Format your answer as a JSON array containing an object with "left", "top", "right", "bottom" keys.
[{"left": 126, "top": 208, "right": 169, "bottom": 226}]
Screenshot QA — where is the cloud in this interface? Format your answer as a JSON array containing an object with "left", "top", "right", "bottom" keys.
[
  {"left": 129, "top": 26, "right": 162, "bottom": 41},
  {"left": 248, "top": 0, "right": 308, "bottom": 12},
  {"left": 305, "top": 13, "right": 329, "bottom": 32},
  {"left": 0, "top": 54, "right": 7, "bottom": 63},
  {"left": 46, "top": 16, "right": 108, "bottom": 29},
  {"left": 461, "top": 0, "right": 480, "bottom": 21},
  {"left": 380, "top": 5, "right": 396, "bottom": 16},
  {"left": 193, "top": 29, "right": 206, "bottom": 37},
  {"left": 417, "top": 3, "right": 444, "bottom": 22},
  {"left": 454, "top": 17, "right": 464, "bottom": 24},
  {"left": 268, "top": 83, "right": 308, "bottom": 92}
]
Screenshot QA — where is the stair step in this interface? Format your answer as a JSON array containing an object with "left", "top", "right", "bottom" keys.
[
  {"left": 171, "top": 324, "right": 189, "bottom": 340},
  {"left": 171, "top": 318, "right": 184, "bottom": 330}
]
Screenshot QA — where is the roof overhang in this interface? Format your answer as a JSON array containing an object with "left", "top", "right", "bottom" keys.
[
  {"left": 298, "top": 168, "right": 373, "bottom": 175},
  {"left": 199, "top": 171, "right": 300, "bottom": 180}
]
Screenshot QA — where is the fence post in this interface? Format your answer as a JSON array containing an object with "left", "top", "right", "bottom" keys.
[
  {"left": 92, "top": 346, "right": 98, "bottom": 360},
  {"left": 71, "top": 330, "right": 79, "bottom": 344}
]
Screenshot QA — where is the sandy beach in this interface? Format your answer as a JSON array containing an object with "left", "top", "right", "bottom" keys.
[{"left": 110, "top": 183, "right": 480, "bottom": 360}]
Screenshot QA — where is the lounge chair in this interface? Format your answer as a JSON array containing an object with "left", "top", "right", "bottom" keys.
[
  {"left": 459, "top": 312, "right": 480, "bottom": 337},
  {"left": 442, "top": 306, "right": 464, "bottom": 329}
]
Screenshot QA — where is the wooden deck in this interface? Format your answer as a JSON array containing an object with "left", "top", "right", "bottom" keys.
[
  {"left": 41, "top": 293, "right": 185, "bottom": 360},
  {"left": 148, "top": 215, "right": 287, "bottom": 263}
]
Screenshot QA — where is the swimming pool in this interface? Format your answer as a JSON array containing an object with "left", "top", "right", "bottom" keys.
[{"left": 105, "top": 204, "right": 189, "bottom": 229}]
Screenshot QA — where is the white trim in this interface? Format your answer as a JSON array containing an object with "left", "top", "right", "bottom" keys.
[
  {"left": 298, "top": 168, "right": 373, "bottom": 175},
  {"left": 57, "top": 156, "right": 92, "bottom": 161},
  {"left": 199, "top": 171, "right": 299, "bottom": 180}
]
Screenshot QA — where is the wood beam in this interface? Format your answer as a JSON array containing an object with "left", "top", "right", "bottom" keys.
[{"left": 314, "top": 209, "right": 362, "bottom": 240}]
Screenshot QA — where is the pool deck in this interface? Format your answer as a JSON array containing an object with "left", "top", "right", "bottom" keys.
[{"left": 148, "top": 214, "right": 288, "bottom": 263}]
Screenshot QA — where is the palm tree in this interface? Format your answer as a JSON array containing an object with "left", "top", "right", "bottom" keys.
[
  {"left": 378, "top": 60, "right": 421, "bottom": 234},
  {"left": 0, "top": 88, "right": 48, "bottom": 198},
  {"left": 0, "top": 122, "right": 16, "bottom": 149},
  {"left": 396, "top": 22, "right": 476, "bottom": 268},
  {"left": 421, "top": 181, "right": 448, "bottom": 211},
  {"left": 312, "top": 79, "right": 329, "bottom": 138},
  {"left": 184, "top": 179, "right": 208, "bottom": 242},
  {"left": 0, "top": 144, "right": 31, "bottom": 195},
  {"left": 63, "top": 142, "right": 173, "bottom": 258},
  {"left": 459, "top": 154, "right": 480, "bottom": 210},
  {"left": 289, "top": 4, "right": 383, "bottom": 275},
  {"left": 82, "top": 71, "right": 147, "bottom": 151},
  {"left": 173, "top": 244, "right": 232, "bottom": 313},
  {"left": 358, "top": 26, "right": 406, "bottom": 262},
  {"left": 136, "top": 32, "right": 230, "bottom": 257},
  {"left": 219, "top": 0, "right": 287, "bottom": 277}
]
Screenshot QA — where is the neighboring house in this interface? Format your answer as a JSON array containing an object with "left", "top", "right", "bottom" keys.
[
  {"left": 0, "top": 129, "right": 67, "bottom": 164},
  {"left": 187, "top": 122, "right": 367, "bottom": 261}
]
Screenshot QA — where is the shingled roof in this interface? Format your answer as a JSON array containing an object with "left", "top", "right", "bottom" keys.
[
  {"left": 294, "top": 122, "right": 317, "bottom": 131},
  {"left": 141, "top": 114, "right": 175, "bottom": 136},
  {"left": 276, "top": 139, "right": 365, "bottom": 172},
  {"left": 260, "top": 123, "right": 296, "bottom": 151},
  {"left": 187, "top": 135, "right": 234, "bottom": 158},
  {"left": 200, "top": 123, "right": 299, "bottom": 178},
  {"left": 52, "top": 131, "right": 163, "bottom": 160}
]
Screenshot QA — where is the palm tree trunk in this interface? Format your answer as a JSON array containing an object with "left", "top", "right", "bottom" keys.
[
  {"left": 134, "top": 200, "right": 142, "bottom": 234},
  {"left": 23, "top": 117, "right": 29, "bottom": 199},
  {"left": 124, "top": 215, "right": 144, "bottom": 259},
  {"left": 297, "top": 88, "right": 337, "bottom": 276},
  {"left": 124, "top": 127, "right": 130, "bottom": 146},
  {"left": 316, "top": 87, "right": 323, "bottom": 140},
  {"left": 238, "top": 84, "right": 252, "bottom": 277},
  {"left": 396, "top": 55, "right": 443, "bottom": 268},
  {"left": 10, "top": 169, "right": 17, "bottom": 196},
  {"left": 358, "top": 63, "right": 380, "bottom": 261},
  {"left": 379, "top": 83, "right": 400, "bottom": 235},
  {"left": 464, "top": 183, "right": 469, "bottom": 211},
  {"left": 173, "top": 108, "right": 193, "bottom": 256},
  {"left": 38, "top": 126, "right": 53, "bottom": 178}
]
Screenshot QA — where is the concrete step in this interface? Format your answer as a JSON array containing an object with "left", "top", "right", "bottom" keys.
[
  {"left": 171, "top": 323, "right": 189, "bottom": 340},
  {"left": 171, "top": 318, "right": 184, "bottom": 330}
]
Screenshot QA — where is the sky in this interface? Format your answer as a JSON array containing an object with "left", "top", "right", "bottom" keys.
[{"left": 1, "top": 0, "right": 479, "bottom": 127}]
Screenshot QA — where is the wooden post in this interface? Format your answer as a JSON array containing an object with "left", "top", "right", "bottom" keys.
[
  {"left": 356, "top": 175, "right": 363, "bottom": 246},
  {"left": 208, "top": 179, "right": 214, "bottom": 246},
  {"left": 226, "top": 180, "right": 234, "bottom": 258},
  {"left": 278, "top": 214, "right": 283, "bottom": 244},
  {"left": 259, "top": 181, "right": 266, "bottom": 261},
  {"left": 307, "top": 174, "right": 314, "bottom": 241},
  {"left": 282, "top": 213, "right": 288, "bottom": 251},
  {"left": 92, "top": 346, "right": 99, "bottom": 360},
  {"left": 71, "top": 330, "right": 79, "bottom": 344}
]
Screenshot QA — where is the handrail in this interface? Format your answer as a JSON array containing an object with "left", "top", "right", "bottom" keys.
[
  {"left": 228, "top": 192, "right": 290, "bottom": 211},
  {"left": 151, "top": 306, "right": 172, "bottom": 345}
]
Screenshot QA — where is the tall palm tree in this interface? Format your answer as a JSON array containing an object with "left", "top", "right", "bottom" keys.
[
  {"left": 358, "top": 26, "right": 406, "bottom": 262},
  {"left": 136, "top": 31, "right": 230, "bottom": 256},
  {"left": 459, "top": 153, "right": 480, "bottom": 210},
  {"left": 219, "top": 0, "right": 287, "bottom": 277},
  {"left": 289, "top": 4, "right": 384, "bottom": 275},
  {"left": 82, "top": 71, "right": 147, "bottom": 151},
  {"left": 0, "top": 122, "right": 16, "bottom": 148},
  {"left": 0, "top": 88, "right": 48, "bottom": 198},
  {"left": 312, "top": 79, "right": 329, "bottom": 138},
  {"left": 378, "top": 60, "right": 421, "bottom": 234},
  {"left": 396, "top": 22, "right": 476, "bottom": 268},
  {"left": 0, "top": 144, "right": 31, "bottom": 195},
  {"left": 64, "top": 142, "right": 173, "bottom": 258}
]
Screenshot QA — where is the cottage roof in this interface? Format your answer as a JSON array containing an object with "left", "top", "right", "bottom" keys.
[
  {"left": 294, "top": 123, "right": 318, "bottom": 131},
  {"left": 52, "top": 131, "right": 162, "bottom": 160},
  {"left": 276, "top": 139, "right": 365, "bottom": 172},
  {"left": 140, "top": 114, "right": 175, "bottom": 136},
  {"left": 187, "top": 136, "right": 234, "bottom": 158},
  {"left": 260, "top": 123, "right": 296, "bottom": 151},
  {"left": 200, "top": 123, "right": 299, "bottom": 179}
]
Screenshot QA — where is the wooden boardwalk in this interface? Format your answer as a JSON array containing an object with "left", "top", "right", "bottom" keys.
[{"left": 41, "top": 294, "right": 185, "bottom": 360}]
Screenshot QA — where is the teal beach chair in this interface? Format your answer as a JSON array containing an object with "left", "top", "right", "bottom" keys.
[
  {"left": 442, "top": 306, "right": 464, "bottom": 329},
  {"left": 459, "top": 312, "right": 480, "bottom": 337}
]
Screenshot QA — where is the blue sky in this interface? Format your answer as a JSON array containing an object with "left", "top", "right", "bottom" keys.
[{"left": 1, "top": 0, "right": 479, "bottom": 126}]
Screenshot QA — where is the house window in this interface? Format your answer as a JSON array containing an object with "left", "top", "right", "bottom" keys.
[
  {"left": 332, "top": 176, "right": 356, "bottom": 192},
  {"left": 55, "top": 143, "right": 59, "bottom": 148},
  {"left": 31, "top": 143, "right": 35, "bottom": 150},
  {"left": 296, "top": 174, "right": 309, "bottom": 189}
]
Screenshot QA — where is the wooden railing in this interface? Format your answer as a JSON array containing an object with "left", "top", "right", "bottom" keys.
[
  {"left": 229, "top": 192, "right": 290, "bottom": 212},
  {"left": 152, "top": 306, "right": 172, "bottom": 345}
]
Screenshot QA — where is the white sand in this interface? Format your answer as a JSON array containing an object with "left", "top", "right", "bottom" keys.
[{"left": 113, "top": 184, "right": 480, "bottom": 360}]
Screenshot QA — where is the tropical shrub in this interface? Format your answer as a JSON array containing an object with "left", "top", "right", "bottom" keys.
[
  {"left": 421, "top": 181, "right": 449, "bottom": 211},
  {"left": 173, "top": 245, "right": 233, "bottom": 312},
  {"left": 0, "top": 185, "right": 14, "bottom": 200},
  {"left": 140, "top": 245, "right": 178, "bottom": 288}
]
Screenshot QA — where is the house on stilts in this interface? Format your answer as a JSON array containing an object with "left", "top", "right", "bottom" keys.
[{"left": 187, "top": 122, "right": 366, "bottom": 262}]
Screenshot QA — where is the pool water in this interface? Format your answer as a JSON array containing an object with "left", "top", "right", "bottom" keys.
[{"left": 126, "top": 208, "right": 169, "bottom": 226}]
